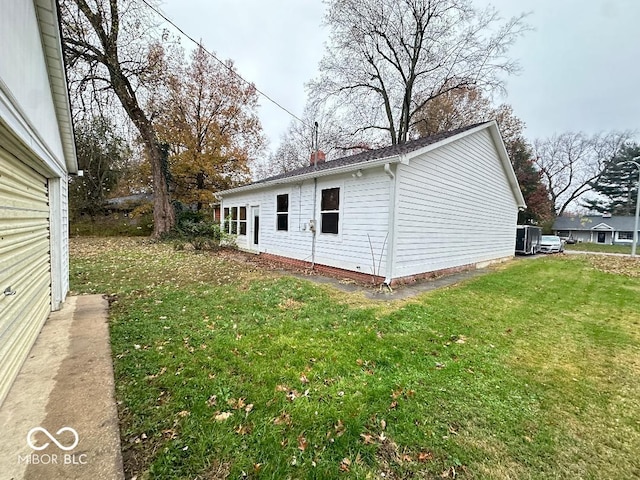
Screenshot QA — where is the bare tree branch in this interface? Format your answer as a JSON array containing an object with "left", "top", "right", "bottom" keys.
[{"left": 308, "top": 0, "right": 528, "bottom": 145}]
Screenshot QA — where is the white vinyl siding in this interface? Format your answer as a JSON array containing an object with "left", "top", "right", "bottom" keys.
[
  {"left": 222, "top": 168, "right": 391, "bottom": 275},
  {"left": 0, "top": 0, "right": 65, "bottom": 166},
  {"left": 394, "top": 129, "right": 518, "bottom": 277},
  {"left": 61, "top": 174, "right": 69, "bottom": 296},
  {"left": 0, "top": 149, "right": 51, "bottom": 406}
]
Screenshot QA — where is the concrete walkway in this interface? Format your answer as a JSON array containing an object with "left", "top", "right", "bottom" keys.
[
  {"left": 289, "top": 262, "right": 507, "bottom": 301},
  {"left": 0, "top": 295, "right": 124, "bottom": 480}
]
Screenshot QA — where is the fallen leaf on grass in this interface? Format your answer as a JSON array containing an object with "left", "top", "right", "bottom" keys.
[
  {"left": 206, "top": 395, "right": 217, "bottom": 407},
  {"left": 227, "top": 397, "right": 246, "bottom": 410},
  {"left": 334, "top": 419, "right": 346, "bottom": 437},
  {"left": 177, "top": 410, "right": 190, "bottom": 418},
  {"left": 297, "top": 434, "right": 308, "bottom": 451},
  {"left": 360, "top": 433, "right": 376, "bottom": 445},
  {"left": 214, "top": 411, "right": 233, "bottom": 422},
  {"left": 442, "top": 465, "right": 467, "bottom": 478},
  {"left": 145, "top": 366, "right": 167, "bottom": 380},
  {"left": 339, "top": 457, "right": 351, "bottom": 472},
  {"left": 274, "top": 412, "right": 292, "bottom": 426},
  {"left": 235, "top": 424, "right": 252, "bottom": 435},
  {"left": 162, "top": 428, "right": 178, "bottom": 439},
  {"left": 417, "top": 451, "right": 434, "bottom": 462}
]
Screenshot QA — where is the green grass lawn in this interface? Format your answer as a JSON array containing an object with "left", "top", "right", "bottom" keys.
[
  {"left": 564, "top": 242, "right": 632, "bottom": 254},
  {"left": 70, "top": 238, "right": 640, "bottom": 479}
]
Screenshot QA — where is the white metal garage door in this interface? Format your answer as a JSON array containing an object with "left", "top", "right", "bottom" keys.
[{"left": 0, "top": 147, "right": 51, "bottom": 405}]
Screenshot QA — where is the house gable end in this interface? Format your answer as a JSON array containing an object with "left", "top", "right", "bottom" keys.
[
  {"left": 591, "top": 222, "right": 614, "bottom": 230},
  {"left": 401, "top": 121, "right": 526, "bottom": 209}
]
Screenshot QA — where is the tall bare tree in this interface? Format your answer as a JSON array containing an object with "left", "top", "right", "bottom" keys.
[
  {"left": 533, "top": 131, "right": 633, "bottom": 216},
  {"left": 253, "top": 103, "right": 370, "bottom": 179},
  {"left": 308, "top": 0, "right": 527, "bottom": 145},
  {"left": 60, "top": 0, "right": 174, "bottom": 236}
]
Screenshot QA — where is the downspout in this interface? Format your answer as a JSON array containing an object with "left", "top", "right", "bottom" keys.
[
  {"left": 383, "top": 163, "right": 397, "bottom": 287},
  {"left": 311, "top": 177, "right": 318, "bottom": 269},
  {"left": 311, "top": 122, "right": 319, "bottom": 269}
]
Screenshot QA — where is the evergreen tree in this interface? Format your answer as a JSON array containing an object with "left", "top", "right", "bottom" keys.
[{"left": 583, "top": 144, "right": 640, "bottom": 215}]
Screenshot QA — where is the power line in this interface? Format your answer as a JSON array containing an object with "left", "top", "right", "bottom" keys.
[{"left": 138, "top": 0, "right": 309, "bottom": 128}]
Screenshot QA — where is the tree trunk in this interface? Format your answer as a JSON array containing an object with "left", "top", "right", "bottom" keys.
[
  {"left": 149, "top": 142, "right": 175, "bottom": 236},
  {"left": 108, "top": 63, "right": 175, "bottom": 237},
  {"left": 62, "top": 0, "right": 176, "bottom": 237},
  {"left": 196, "top": 171, "right": 205, "bottom": 211}
]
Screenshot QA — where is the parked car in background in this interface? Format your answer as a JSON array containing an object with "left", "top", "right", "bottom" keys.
[{"left": 540, "top": 235, "right": 564, "bottom": 253}]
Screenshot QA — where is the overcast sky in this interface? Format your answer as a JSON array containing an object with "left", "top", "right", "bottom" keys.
[{"left": 161, "top": 0, "right": 640, "bottom": 154}]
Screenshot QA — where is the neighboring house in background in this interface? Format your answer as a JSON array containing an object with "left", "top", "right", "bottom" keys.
[
  {"left": 218, "top": 121, "right": 526, "bottom": 285},
  {"left": 554, "top": 215, "right": 639, "bottom": 245},
  {"left": 104, "top": 193, "right": 153, "bottom": 215},
  {"left": 0, "top": 0, "right": 77, "bottom": 405}
]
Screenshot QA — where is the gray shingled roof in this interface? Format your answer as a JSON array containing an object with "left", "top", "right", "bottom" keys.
[
  {"left": 251, "top": 121, "right": 490, "bottom": 186},
  {"left": 554, "top": 215, "right": 638, "bottom": 231}
]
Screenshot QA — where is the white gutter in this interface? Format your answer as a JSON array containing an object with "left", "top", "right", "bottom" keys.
[
  {"left": 37, "top": 0, "right": 78, "bottom": 174},
  {"left": 383, "top": 162, "right": 397, "bottom": 286},
  {"left": 219, "top": 155, "right": 403, "bottom": 197}
]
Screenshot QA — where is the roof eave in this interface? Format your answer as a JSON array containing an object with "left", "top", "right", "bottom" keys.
[
  {"left": 487, "top": 121, "right": 527, "bottom": 209},
  {"left": 36, "top": 0, "right": 78, "bottom": 174},
  {"left": 402, "top": 121, "right": 491, "bottom": 163},
  {"left": 218, "top": 154, "right": 402, "bottom": 196}
]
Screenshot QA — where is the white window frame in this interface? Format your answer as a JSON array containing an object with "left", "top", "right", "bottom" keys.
[
  {"left": 276, "top": 193, "right": 289, "bottom": 232},
  {"left": 223, "top": 205, "right": 247, "bottom": 236},
  {"left": 319, "top": 186, "right": 341, "bottom": 236}
]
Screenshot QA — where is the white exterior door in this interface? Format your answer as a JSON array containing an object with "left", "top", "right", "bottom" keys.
[{"left": 0, "top": 148, "right": 51, "bottom": 405}]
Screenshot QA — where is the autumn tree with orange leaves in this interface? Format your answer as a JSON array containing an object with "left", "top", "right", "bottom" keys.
[{"left": 156, "top": 46, "right": 264, "bottom": 210}]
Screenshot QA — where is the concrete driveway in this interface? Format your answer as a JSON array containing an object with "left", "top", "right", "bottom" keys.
[{"left": 0, "top": 295, "right": 124, "bottom": 480}]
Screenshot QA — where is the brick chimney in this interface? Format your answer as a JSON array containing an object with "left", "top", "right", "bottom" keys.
[{"left": 310, "top": 150, "right": 326, "bottom": 166}]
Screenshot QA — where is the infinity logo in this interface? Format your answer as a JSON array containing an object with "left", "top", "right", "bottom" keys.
[{"left": 26, "top": 427, "right": 79, "bottom": 451}]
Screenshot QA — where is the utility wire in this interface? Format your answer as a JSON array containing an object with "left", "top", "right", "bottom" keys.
[{"left": 138, "top": 0, "right": 310, "bottom": 128}]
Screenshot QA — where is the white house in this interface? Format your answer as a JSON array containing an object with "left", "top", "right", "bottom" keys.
[
  {"left": 554, "top": 215, "right": 640, "bottom": 244},
  {"left": 0, "top": 0, "right": 77, "bottom": 405},
  {"left": 218, "top": 121, "right": 526, "bottom": 285}
]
